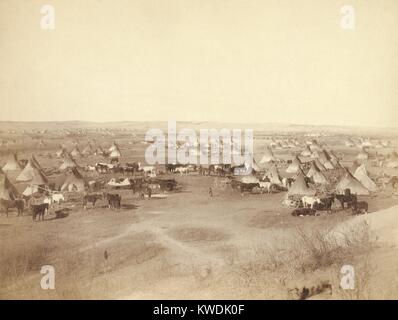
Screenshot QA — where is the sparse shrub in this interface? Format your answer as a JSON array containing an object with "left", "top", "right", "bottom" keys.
[{"left": 233, "top": 220, "right": 374, "bottom": 299}]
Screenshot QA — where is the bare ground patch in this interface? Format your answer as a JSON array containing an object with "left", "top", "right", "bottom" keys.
[{"left": 169, "top": 226, "right": 229, "bottom": 243}]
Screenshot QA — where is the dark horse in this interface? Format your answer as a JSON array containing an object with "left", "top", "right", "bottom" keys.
[
  {"left": 334, "top": 192, "right": 357, "bottom": 210},
  {"left": 103, "top": 193, "right": 121, "bottom": 209},
  {"left": 83, "top": 193, "right": 103, "bottom": 209},
  {"left": 314, "top": 195, "right": 335, "bottom": 214},
  {"left": 31, "top": 203, "right": 49, "bottom": 221},
  {"left": 0, "top": 198, "right": 25, "bottom": 217}
]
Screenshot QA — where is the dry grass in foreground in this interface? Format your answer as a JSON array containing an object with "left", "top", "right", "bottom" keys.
[{"left": 220, "top": 220, "right": 376, "bottom": 299}]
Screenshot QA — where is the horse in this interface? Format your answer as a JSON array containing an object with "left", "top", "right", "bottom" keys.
[
  {"left": 85, "top": 165, "right": 96, "bottom": 172},
  {"left": 175, "top": 167, "right": 189, "bottom": 176},
  {"left": 315, "top": 195, "right": 335, "bottom": 214},
  {"left": 31, "top": 203, "right": 49, "bottom": 221},
  {"left": 0, "top": 198, "right": 25, "bottom": 217},
  {"left": 51, "top": 193, "right": 65, "bottom": 204},
  {"left": 259, "top": 182, "right": 273, "bottom": 194},
  {"left": 95, "top": 163, "right": 110, "bottom": 173},
  {"left": 112, "top": 165, "right": 125, "bottom": 174},
  {"left": 301, "top": 196, "right": 321, "bottom": 209},
  {"left": 124, "top": 163, "right": 138, "bottom": 175},
  {"left": 334, "top": 193, "right": 357, "bottom": 210},
  {"left": 103, "top": 193, "right": 121, "bottom": 209},
  {"left": 138, "top": 163, "right": 155, "bottom": 176},
  {"left": 165, "top": 164, "right": 179, "bottom": 173},
  {"left": 282, "top": 177, "right": 294, "bottom": 188},
  {"left": 83, "top": 193, "right": 103, "bottom": 209},
  {"left": 313, "top": 198, "right": 334, "bottom": 214}
]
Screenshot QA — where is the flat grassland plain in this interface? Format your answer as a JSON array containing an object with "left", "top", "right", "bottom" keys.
[{"left": 1, "top": 121, "right": 398, "bottom": 299}]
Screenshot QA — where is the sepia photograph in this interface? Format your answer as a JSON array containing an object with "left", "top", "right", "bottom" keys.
[{"left": 0, "top": 0, "right": 398, "bottom": 306}]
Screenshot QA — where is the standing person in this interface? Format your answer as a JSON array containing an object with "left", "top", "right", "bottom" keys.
[
  {"left": 147, "top": 186, "right": 152, "bottom": 200},
  {"left": 208, "top": 187, "right": 213, "bottom": 198}
]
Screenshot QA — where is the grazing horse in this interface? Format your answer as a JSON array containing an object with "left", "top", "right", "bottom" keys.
[
  {"left": 31, "top": 203, "right": 49, "bottom": 221},
  {"left": 351, "top": 201, "right": 368, "bottom": 215},
  {"left": 83, "top": 193, "right": 103, "bottom": 209},
  {"left": 0, "top": 199, "right": 25, "bottom": 217}
]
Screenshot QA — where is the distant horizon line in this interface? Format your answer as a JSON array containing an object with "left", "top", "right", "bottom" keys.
[{"left": 0, "top": 119, "right": 397, "bottom": 130}]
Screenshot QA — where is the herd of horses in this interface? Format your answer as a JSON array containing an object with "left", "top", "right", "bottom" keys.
[
  {"left": 0, "top": 192, "right": 124, "bottom": 221},
  {"left": 90, "top": 162, "right": 271, "bottom": 178},
  {"left": 0, "top": 173, "right": 179, "bottom": 221},
  {"left": 291, "top": 190, "right": 369, "bottom": 217}
]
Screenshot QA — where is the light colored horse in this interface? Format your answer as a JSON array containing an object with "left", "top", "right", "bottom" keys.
[
  {"left": 52, "top": 193, "right": 65, "bottom": 204},
  {"left": 301, "top": 196, "right": 321, "bottom": 209},
  {"left": 175, "top": 167, "right": 189, "bottom": 176},
  {"left": 259, "top": 182, "right": 272, "bottom": 193}
]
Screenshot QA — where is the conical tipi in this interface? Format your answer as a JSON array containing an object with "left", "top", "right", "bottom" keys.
[
  {"left": 386, "top": 152, "right": 398, "bottom": 168},
  {"left": 266, "top": 164, "right": 282, "bottom": 184},
  {"left": 306, "top": 162, "right": 328, "bottom": 184},
  {"left": 0, "top": 172, "right": 18, "bottom": 201},
  {"left": 287, "top": 169, "right": 316, "bottom": 196},
  {"left": 16, "top": 159, "right": 48, "bottom": 185},
  {"left": 286, "top": 156, "right": 302, "bottom": 173},
  {"left": 2, "top": 153, "right": 22, "bottom": 172},
  {"left": 336, "top": 169, "right": 370, "bottom": 195},
  {"left": 70, "top": 145, "right": 82, "bottom": 157},
  {"left": 59, "top": 154, "right": 78, "bottom": 171},
  {"left": 82, "top": 143, "right": 94, "bottom": 156},
  {"left": 260, "top": 148, "right": 276, "bottom": 164},
  {"left": 61, "top": 168, "right": 87, "bottom": 192},
  {"left": 352, "top": 164, "right": 378, "bottom": 192}
]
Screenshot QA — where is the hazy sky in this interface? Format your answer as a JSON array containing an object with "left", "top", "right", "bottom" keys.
[{"left": 0, "top": 0, "right": 397, "bottom": 127}]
